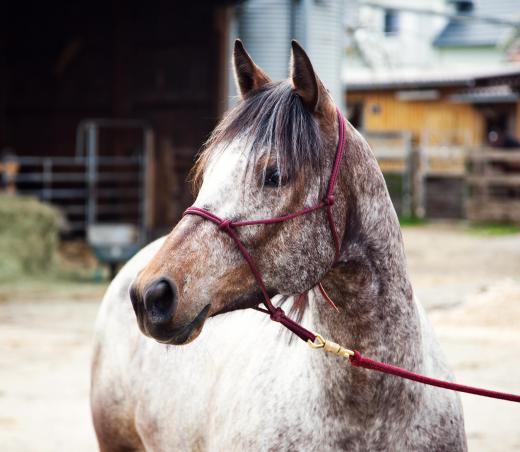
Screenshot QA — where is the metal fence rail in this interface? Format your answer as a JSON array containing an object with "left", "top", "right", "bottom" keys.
[{"left": 11, "top": 154, "right": 145, "bottom": 235}]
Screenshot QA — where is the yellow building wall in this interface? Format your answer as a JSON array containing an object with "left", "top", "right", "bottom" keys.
[{"left": 347, "top": 90, "right": 485, "bottom": 146}]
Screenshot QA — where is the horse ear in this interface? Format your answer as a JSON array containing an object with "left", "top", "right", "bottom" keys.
[
  {"left": 290, "top": 40, "right": 320, "bottom": 112},
  {"left": 233, "top": 39, "right": 271, "bottom": 98}
]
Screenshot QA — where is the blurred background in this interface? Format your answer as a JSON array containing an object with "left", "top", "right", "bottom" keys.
[{"left": 0, "top": 1, "right": 519, "bottom": 450}]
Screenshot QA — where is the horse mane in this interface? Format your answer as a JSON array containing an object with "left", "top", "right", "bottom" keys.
[{"left": 191, "top": 81, "right": 324, "bottom": 193}]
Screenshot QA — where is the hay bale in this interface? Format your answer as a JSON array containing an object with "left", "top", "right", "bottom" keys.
[{"left": 0, "top": 195, "right": 61, "bottom": 280}]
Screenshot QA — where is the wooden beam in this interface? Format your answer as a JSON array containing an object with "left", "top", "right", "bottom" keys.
[{"left": 467, "top": 174, "right": 520, "bottom": 186}]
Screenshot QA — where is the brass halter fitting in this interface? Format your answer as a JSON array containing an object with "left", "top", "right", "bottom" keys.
[{"left": 307, "top": 333, "right": 354, "bottom": 358}]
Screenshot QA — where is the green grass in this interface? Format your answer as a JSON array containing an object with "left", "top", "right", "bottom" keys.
[
  {"left": 467, "top": 223, "right": 520, "bottom": 236},
  {"left": 399, "top": 215, "right": 426, "bottom": 227}
]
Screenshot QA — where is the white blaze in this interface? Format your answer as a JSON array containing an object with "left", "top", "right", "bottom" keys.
[{"left": 194, "top": 139, "right": 250, "bottom": 218}]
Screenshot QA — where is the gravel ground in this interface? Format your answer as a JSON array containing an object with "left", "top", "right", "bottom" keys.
[{"left": 0, "top": 223, "right": 519, "bottom": 451}]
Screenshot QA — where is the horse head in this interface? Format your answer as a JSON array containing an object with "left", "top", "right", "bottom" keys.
[{"left": 129, "top": 40, "right": 348, "bottom": 345}]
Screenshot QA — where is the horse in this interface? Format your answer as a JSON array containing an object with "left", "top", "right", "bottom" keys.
[{"left": 90, "top": 40, "right": 467, "bottom": 451}]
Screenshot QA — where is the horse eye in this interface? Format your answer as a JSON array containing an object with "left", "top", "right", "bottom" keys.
[{"left": 264, "top": 168, "right": 281, "bottom": 187}]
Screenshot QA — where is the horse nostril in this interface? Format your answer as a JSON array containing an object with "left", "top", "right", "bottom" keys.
[
  {"left": 144, "top": 278, "right": 178, "bottom": 325},
  {"left": 129, "top": 284, "right": 141, "bottom": 316}
]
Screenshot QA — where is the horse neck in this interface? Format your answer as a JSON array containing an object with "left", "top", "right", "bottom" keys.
[{"left": 314, "top": 125, "right": 421, "bottom": 371}]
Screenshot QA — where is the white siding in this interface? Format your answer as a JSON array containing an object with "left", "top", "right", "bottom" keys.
[
  {"left": 231, "top": 0, "right": 345, "bottom": 111},
  {"left": 238, "top": 0, "right": 292, "bottom": 81},
  {"left": 295, "top": 0, "right": 346, "bottom": 110}
]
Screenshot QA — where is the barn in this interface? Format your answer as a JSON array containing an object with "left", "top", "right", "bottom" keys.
[
  {"left": 1, "top": 0, "right": 345, "bottom": 246},
  {"left": 1, "top": 0, "right": 239, "bottom": 240},
  {"left": 346, "top": 67, "right": 520, "bottom": 220}
]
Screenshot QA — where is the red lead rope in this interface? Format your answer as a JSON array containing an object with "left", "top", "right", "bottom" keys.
[
  {"left": 349, "top": 351, "right": 520, "bottom": 403},
  {"left": 184, "top": 107, "right": 520, "bottom": 403}
]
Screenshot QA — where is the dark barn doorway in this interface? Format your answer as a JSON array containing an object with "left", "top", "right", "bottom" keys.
[{"left": 1, "top": 0, "right": 234, "bottom": 238}]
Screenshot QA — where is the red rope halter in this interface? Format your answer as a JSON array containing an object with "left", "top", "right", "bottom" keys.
[
  {"left": 185, "top": 106, "right": 346, "bottom": 342},
  {"left": 184, "top": 106, "right": 520, "bottom": 403}
]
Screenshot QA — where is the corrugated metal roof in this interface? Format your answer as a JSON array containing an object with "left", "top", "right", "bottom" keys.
[
  {"left": 434, "top": 0, "right": 520, "bottom": 47},
  {"left": 345, "top": 64, "right": 520, "bottom": 90},
  {"left": 346, "top": 73, "right": 474, "bottom": 90},
  {"left": 449, "top": 84, "right": 518, "bottom": 103}
]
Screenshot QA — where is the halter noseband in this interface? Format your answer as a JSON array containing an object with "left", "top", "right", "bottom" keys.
[{"left": 183, "top": 106, "right": 346, "bottom": 343}]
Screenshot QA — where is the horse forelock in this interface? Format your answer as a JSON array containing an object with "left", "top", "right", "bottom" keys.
[{"left": 191, "top": 81, "right": 327, "bottom": 194}]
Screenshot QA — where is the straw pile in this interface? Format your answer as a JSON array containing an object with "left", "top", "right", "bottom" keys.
[{"left": 0, "top": 195, "right": 61, "bottom": 280}]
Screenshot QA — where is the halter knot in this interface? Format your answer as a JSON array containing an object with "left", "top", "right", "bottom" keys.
[
  {"left": 349, "top": 350, "right": 363, "bottom": 366},
  {"left": 324, "top": 194, "right": 335, "bottom": 206},
  {"left": 270, "top": 307, "right": 286, "bottom": 323},
  {"left": 219, "top": 219, "right": 233, "bottom": 232}
]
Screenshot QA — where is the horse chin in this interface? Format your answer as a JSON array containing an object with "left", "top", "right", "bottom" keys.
[
  {"left": 146, "top": 304, "right": 211, "bottom": 346},
  {"left": 209, "top": 287, "right": 276, "bottom": 318}
]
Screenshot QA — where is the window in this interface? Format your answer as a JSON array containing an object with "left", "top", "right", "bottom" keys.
[
  {"left": 452, "top": 0, "right": 474, "bottom": 14},
  {"left": 384, "top": 9, "right": 399, "bottom": 35},
  {"left": 370, "top": 103, "right": 381, "bottom": 115}
]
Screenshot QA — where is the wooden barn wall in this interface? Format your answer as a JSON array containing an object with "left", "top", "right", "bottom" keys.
[
  {"left": 1, "top": 0, "right": 230, "bottom": 235},
  {"left": 347, "top": 89, "right": 485, "bottom": 146}
]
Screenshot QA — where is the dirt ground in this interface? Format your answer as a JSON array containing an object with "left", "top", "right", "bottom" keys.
[{"left": 0, "top": 223, "right": 519, "bottom": 451}]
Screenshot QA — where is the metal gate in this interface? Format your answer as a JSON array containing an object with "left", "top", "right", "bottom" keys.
[{"left": 5, "top": 119, "right": 154, "bottom": 267}]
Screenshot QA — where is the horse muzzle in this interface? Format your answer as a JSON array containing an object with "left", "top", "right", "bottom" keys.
[{"left": 129, "top": 277, "right": 211, "bottom": 345}]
